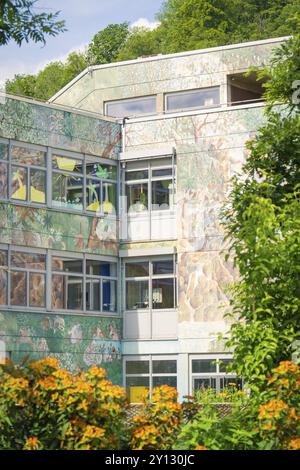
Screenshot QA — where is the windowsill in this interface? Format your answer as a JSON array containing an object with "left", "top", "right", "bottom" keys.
[{"left": 0, "top": 305, "right": 121, "bottom": 318}]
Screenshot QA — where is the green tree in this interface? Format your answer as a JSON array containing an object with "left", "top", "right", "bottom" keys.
[
  {"left": 6, "top": 51, "right": 88, "bottom": 100},
  {"left": 116, "top": 27, "right": 161, "bottom": 61},
  {"left": 0, "top": 0, "right": 66, "bottom": 46},
  {"left": 87, "top": 23, "right": 130, "bottom": 65},
  {"left": 222, "top": 35, "right": 300, "bottom": 391}
]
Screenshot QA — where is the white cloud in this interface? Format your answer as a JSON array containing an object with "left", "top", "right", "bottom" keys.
[
  {"left": 130, "top": 17, "right": 160, "bottom": 31},
  {"left": 34, "top": 42, "right": 88, "bottom": 74}
]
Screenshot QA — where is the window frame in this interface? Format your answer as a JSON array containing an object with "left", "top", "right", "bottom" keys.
[
  {"left": 0, "top": 138, "right": 118, "bottom": 218},
  {"left": 189, "top": 354, "right": 242, "bottom": 394},
  {"left": 104, "top": 95, "right": 157, "bottom": 119},
  {"left": 124, "top": 158, "right": 176, "bottom": 215},
  {"left": 0, "top": 244, "right": 119, "bottom": 316},
  {"left": 164, "top": 86, "right": 221, "bottom": 113},
  {"left": 124, "top": 355, "right": 178, "bottom": 403},
  {"left": 124, "top": 256, "right": 177, "bottom": 312}
]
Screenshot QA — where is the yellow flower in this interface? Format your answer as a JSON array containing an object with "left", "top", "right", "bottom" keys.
[
  {"left": 23, "top": 437, "right": 41, "bottom": 450},
  {"left": 289, "top": 437, "right": 300, "bottom": 450}
]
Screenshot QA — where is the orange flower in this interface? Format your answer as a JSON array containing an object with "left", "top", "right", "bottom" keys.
[
  {"left": 195, "top": 445, "right": 208, "bottom": 450},
  {"left": 23, "top": 437, "right": 41, "bottom": 450},
  {"left": 289, "top": 437, "right": 300, "bottom": 450}
]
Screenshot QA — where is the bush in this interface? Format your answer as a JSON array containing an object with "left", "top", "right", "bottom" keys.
[
  {"left": 130, "top": 385, "right": 183, "bottom": 450},
  {"left": 176, "top": 361, "right": 300, "bottom": 450},
  {"left": 0, "top": 357, "right": 128, "bottom": 450}
]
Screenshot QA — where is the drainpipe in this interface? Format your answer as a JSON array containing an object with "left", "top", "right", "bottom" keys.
[{"left": 121, "top": 116, "right": 129, "bottom": 154}]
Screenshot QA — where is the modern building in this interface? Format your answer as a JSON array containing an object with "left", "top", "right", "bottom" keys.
[{"left": 0, "top": 36, "right": 287, "bottom": 401}]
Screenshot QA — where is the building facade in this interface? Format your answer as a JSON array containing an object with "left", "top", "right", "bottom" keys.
[{"left": 0, "top": 37, "right": 287, "bottom": 401}]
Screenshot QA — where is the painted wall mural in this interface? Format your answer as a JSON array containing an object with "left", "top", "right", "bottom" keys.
[
  {"left": 0, "top": 203, "right": 118, "bottom": 256},
  {"left": 0, "top": 96, "right": 121, "bottom": 159},
  {"left": 0, "top": 311, "right": 122, "bottom": 383}
]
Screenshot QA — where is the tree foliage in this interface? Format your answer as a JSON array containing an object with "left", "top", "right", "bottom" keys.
[
  {"left": 222, "top": 35, "right": 300, "bottom": 390},
  {"left": 87, "top": 22, "right": 130, "bottom": 65},
  {"left": 0, "top": 0, "right": 66, "bottom": 46}
]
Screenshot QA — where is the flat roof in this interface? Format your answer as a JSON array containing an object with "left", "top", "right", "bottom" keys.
[{"left": 49, "top": 36, "right": 290, "bottom": 103}]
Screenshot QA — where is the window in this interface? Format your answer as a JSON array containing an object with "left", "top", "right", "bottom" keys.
[
  {"left": 86, "top": 159, "right": 117, "bottom": 214},
  {"left": 125, "top": 356, "right": 177, "bottom": 403},
  {"left": 125, "top": 159, "right": 175, "bottom": 213},
  {"left": 191, "top": 356, "right": 242, "bottom": 394},
  {"left": 105, "top": 96, "right": 157, "bottom": 118},
  {"left": 0, "top": 247, "right": 118, "bottom": 314},
  {"left": 125, "top": 258, "right": 176, "bottom": 311},
  {"left": 10, "top": 250, "right": 46, "bottom": 307},
  {"left": 0, "top": 138, "right": 118, "bottom": 217},
  {"left": 11, "top": 145, "right": 46, "bottom": 204},
  {"left": 52, "top": 255, "right": 118, "bottom": 313},
  {"left": 228, "top": 72, "right": 267, "bottom": 106},
  {"left": 165, "top": 87, "right": 220, "bottom": 113}
]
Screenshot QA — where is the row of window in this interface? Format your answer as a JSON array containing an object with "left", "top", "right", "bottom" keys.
[
  {"left": 124, "top": 356, "right": 241, "bottom": 403},
  {"left": 125, "top": 258, "right": 177, "bottom": 310},
  {"left": 0, "top": 140, "right": 118, "bottom": 215},
  {"left": 0, "top": 249, "right": 178, "bottom": 313},
  {"left": 0, "top": 140, "right": 178, "bottom": 217},
  {"left": 0, "top": 247, "right": 117, "bottom": 313},
  {"left": 105, "top": 86, "right": 220, "bottom": 118}
]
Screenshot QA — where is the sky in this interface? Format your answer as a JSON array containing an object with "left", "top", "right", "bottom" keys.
[{"left": 0, "top": 0, "right": 163, "bottom": 86}]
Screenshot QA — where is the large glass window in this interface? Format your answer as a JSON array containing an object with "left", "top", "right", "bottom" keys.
[
  {"left": 10, "top": 250, "right": 46, "bottom": 307},
  {"left": 0, "top": 249, "right": 8, "bottom": 305},
  {"left": 125, "top": 356, "right": 177, "bottom": 403},
  {"left": 125, "top": 160, "right": 175, "bottom": 213},
  {"left": 165, "top": 87, "right": 220, "bottom": 113},
  {"left": 11, "top": 145, "right": 46, "bottom": 204},
  {"left": 105, "top": 96, "right": 157, "bottom": 118},
  {"left": 125, "top": 257, "right": 176, "bottom": 311},
  {"left": 0, "top": 139, "right": 118, "bottom": 217},
  {"left": 191, "top": 356, "right": 243, "bottom": 394},
  {"left": 86, "top": 260, "right": 117, "bottom": 313}
]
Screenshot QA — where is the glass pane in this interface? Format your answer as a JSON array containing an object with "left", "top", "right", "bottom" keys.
[
  {"left": 126, "top": 280, "right": 149, "bottom": 310},
  {"left": 126, "top": 261, "right": 149, "bottom": 277},
  {"left": 86, "top": 179, "right": 101, "bottom": 212},
  {"left": 152, "top": 168, "right": 172, "bottom": 177},
  {"left": 11, "top": 146, "right": 46, "bottom": 166},
  {"left": 86, "top": 279, "right": 101, "bottom": 311},
  {"left": 126, "top": 376, "right": 150, "bottom": 403},
  {"left": 52, "top": 155, "right": 83, "bottom": 173},
  {"left": 193, "top": 377, "right": 217, "bottom": 391},
  {"left": 86, "top": 161, "right": 116, "bottom": 180},
  {"left": 126, "top": 183, "right": 148, "bottom": 212},
  {"left": 106, "top": 97, "right": 156, "bottom": 118},
  {"left": 166, "top": 87, "right": 220, "bottom": 112},
  {"left": 125, "top": 169, "right": 148, "bottom": 181},
  {"left": 220, "top": 377, "right": 243, "bottom": 390},
  {"left": 29, "top": 273, "right": 45, "bottom": 307},
  {"left": 153, "top": 376, "right": 177, "bottom": 389},
  {"left": 219, "top": 359, "right": 233, "bottom": 373},
  {"left": 153, "top": 360, "right": 177, "bottom": 374},
  {"left": 11, "top": 166, "right": 27, "bottom": 200},
  {"left": 102, "top": 182, "right": 116, "bottom": 214},
  {"left": 0, "top": 143, "right": 8, "bottom": 160},
  {"left": 152, "top": 179, "right": 172, "bottom": 210},
  {"left": 0, "top": 162, "right": 8, "bottom": 199},
  {"left": 10, "top": 271, "right": 26, "bottom": 306},
  {"left": 11, "top": 252, "right": 46, "bottom": 270},
  {"left": 30, "top": 169, "right": 46, "bottom": 204},
  {"left": 52, "top": 257, "right": 83, "bottom": 273},
  {"left": 152, "top": 278, "right": 174, "bottom": 309},
  {"left": 86, "top": 260, "right": 117, "bottom": 277},
  {"left": 51, "top": 274, "right": 83, "bottom": 310},
  {"left": 0, "top": 251, "right": 8, "bottom": 305},
  {"left": 126, "top": 361, "right": 149, "bottom": 374},
  {"left": 52, "top": 173, "right": 83, "bottom": 210},
  {"left": 152, "top": 260, "right": 174, "bottom": 275},
  {"left": 103, "top": 279, "right": 117, "bottom": 312},
  {"left": 192, "top": 359, "right": 217, "bottom": 373}
]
